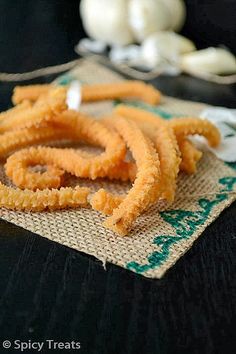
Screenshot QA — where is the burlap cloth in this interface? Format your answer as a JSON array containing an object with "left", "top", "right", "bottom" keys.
[{"left": 0, "top": 59, "right": 236, "bottom": 279}]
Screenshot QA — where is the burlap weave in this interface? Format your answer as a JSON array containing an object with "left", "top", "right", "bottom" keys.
[{"left": 0, "top": 59, "right": 235, "bottom": 278}]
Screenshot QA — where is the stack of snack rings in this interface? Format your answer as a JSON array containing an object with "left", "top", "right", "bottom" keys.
[{"left": 0, "top": 81, "right": 220, "bottom": 236}]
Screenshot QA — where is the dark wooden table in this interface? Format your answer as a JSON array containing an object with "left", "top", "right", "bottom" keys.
[{"left": 0, "top": 1, "right": 235, "bottom": 353}]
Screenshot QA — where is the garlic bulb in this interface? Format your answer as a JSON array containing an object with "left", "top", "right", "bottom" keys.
[
  {"left": 181, "top": 48, "right": 236, "bottom": 75},
  {"left": 128, "top": 0, "right": 170, "bottom": 43},
  {"left": 80, "top": 0, "right": 134, "bottom": 46},
  {"left": 80, "top": 0, "right": 187, "bottom": 46},
  {"left": 164, "top": 0, "right": 186, "bottom": 32},
  {"left": 141, "top": 32, "right": 196, "bottom": 69}
]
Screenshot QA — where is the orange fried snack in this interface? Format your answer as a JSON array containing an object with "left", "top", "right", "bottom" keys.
[
  {"left": 114, "top": 105, "right": 181, "bottom": 202},
  {"left": 0, "top": 100, "right": 32, "bottom": 122},
  {"left": 12, "top": 81, "right": 161, "bottom": 106},
  {"left": 115, "top": 104, "right": 164, "bottom": 126},
  {"left": 5, "top": 148, "right": 65, "bottom": 190},
  {"left": 12, "top": 84, "right": 53, "bottom": 105},
  {"left": 82, "top": 81, "right": 161, "bottom": 105},
  {"left": 101, "top": 161, "right": 137, "bottom": 182},
  {"left": 169, "top": 117, "right": 221, "bottom": 147},
  {"left": 0, "top": 126, "right": 67, "bottom": 159},
  {"left": 90, "top": 189, "right": 125, "bottom": 216},
  {"left": 115, "top": 105, "right": 212, "bottom": 176},
  {"left": 0, "top": 182, "right": 89, "bottom": 211},
  {"left": 177, "top": 138, "right": 203, "bottom": 174},
  {"left": 0, "top": 81, "right": 222, "bottom": 236},
  {"left": 43, "top": 110, "right": 127, "bottom": 179},
  {"left": 0, "top": 86, "right": 67, "bottom": 133},
  {"left": 101, "top": 116, "right": 161, "bottom": 236},
  {"left": 4, "top": 111, "right": 128, "bottom": 190}
]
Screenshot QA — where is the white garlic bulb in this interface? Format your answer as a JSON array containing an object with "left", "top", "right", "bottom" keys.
[
  {"left": 181, "top": 48, "right": 236, "bottom": 75},
  {"left": 164, "top": 0, "right": 186, "bottom": 32},
  {"left": 80, "top": 0, "right": 134, "bottom": 46},
  {"left": 80, "top": 0, "right": 186, "bottom": 46},
  {"left": 141, "top": 32, "right": 196, "bottom": 69},
  {"left": 128, "top": 0, "right": 170, "bottom": 43}
]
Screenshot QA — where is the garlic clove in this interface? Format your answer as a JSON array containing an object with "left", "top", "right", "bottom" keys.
[
  {"left": 128, "top": 0, "right": 171, "bottom": 43},
  {"left": 141, "top": 32, "right": 196, "bottom": 69},
  {"left": 80, "top": 0, "right": 134, "bottom": 46},
  {"left": 162, "top": 0, "right": 186, "bottom": 32},
  {"left": 181, "top": 48, "right": 236, "bottom": 75}
]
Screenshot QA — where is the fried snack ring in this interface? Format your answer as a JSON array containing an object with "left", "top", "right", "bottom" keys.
[
  {"left": 0, "top": 125, "right": 69, "bottom": 159},
  {"left": 169, "top": 117, "right": 221, "bottom": 147},
  {"left": 5, "top": 149, "right": 135, "bottom": 191},
  {"left": 114, "top": 105, "right": 180, "bottom": 201},
  {"left": 0, "top": 182, "right": 89, "bottom": 211},
  {"left": 90, "top": 189, "right": 125, "bottom": 216},
  {"left": 0, "top": 87, "right": 67, "bottom": 133},
  {"left": 5, "top": 111, "right": 128, "bottom": 190},
  {"left": 41, "top": 110, "right": 127, "bottom": 179},
  {"left": 12, "top": 81, "right": 161, "bottom": 105},
  {"left": 5, "top": 148, "right": 65, "bottom": 190},
  {"left": 100, "top": 116, "right": 160, "bottom": 236},
  {"left": 177, "top": 138, "right": 203, "bottom": 174}
]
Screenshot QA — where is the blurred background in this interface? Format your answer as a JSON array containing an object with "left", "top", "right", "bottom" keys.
[
  {"left": 0, "top": 0, "right": 235, "bottom": 71},
  {"left": 0, "top": 0, "right": 235, "bottom": 107}
]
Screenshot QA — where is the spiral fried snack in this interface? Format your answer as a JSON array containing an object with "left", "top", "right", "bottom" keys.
[
  {"left": 99, "top": 116, "right": 160, "bottom": 236},
  {"left": 40, "top": 110, "right": 127, "bottom": 179},
  {"left": 0, "top": 126, "right": 68, "bottom": 159},
  {"left": 0, "top": 86, "right": 67, "bottom": 133},
  {"left": 4, "top": 110, "right": 129, "bottom": 190},
  {"left": 5, "top": 148, "right": 65, "bottom": 190},
  {"left": 12, "top": 81, "right": 161, "bottom": 105},
  {"left": 0, "top": 182, "right": 89, "bottom": 211},
  {"left": 114, "top": 105, "right": 181, "bottom": 201},
  {"left": 169, "top": 117, "right": 221, "bottom": 147},
  {"left": 0, "top": 80, "right": 222, "bottom": 235}
]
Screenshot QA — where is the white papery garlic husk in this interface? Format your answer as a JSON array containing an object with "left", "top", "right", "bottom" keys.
[
  {"left": 181, "top": 48, "right": 236, "bottom": 75},
  {"left": 141, "top": 32, "right": 196, "bottom": 69},
  {"left": 80, "top": 0, "right": 134, "bottom": 46},
  {"left": 109, "top": 45, "right": 141, "bottom": 65}
]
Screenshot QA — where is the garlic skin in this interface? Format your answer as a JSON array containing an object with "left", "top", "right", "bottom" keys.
[
  {"left": 80, "top": 0, "right": 134, "bottom": 46},
  {"left": 109, "top": 45, "right": 141, "bottom": 65},
  {"left": 141, "top": 32, "right": 196, "bottom": 69},
  {"left": 181, "top": 48, "right": 236, "bottom": 75},
  {"left": 128, "top": 0, "right": 170, "bottom": 43},
  {"left": 76, "top": 38, "right": 107, "bottom": 54}
]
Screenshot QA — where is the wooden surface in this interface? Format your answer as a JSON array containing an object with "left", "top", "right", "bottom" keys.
[{"left": 0, "top": 1, "right": 235, "bottom": 353}]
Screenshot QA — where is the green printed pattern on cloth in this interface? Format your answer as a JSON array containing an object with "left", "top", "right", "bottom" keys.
[{"left": 127, "top": 177, "right": 236, "bottom": 274}]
